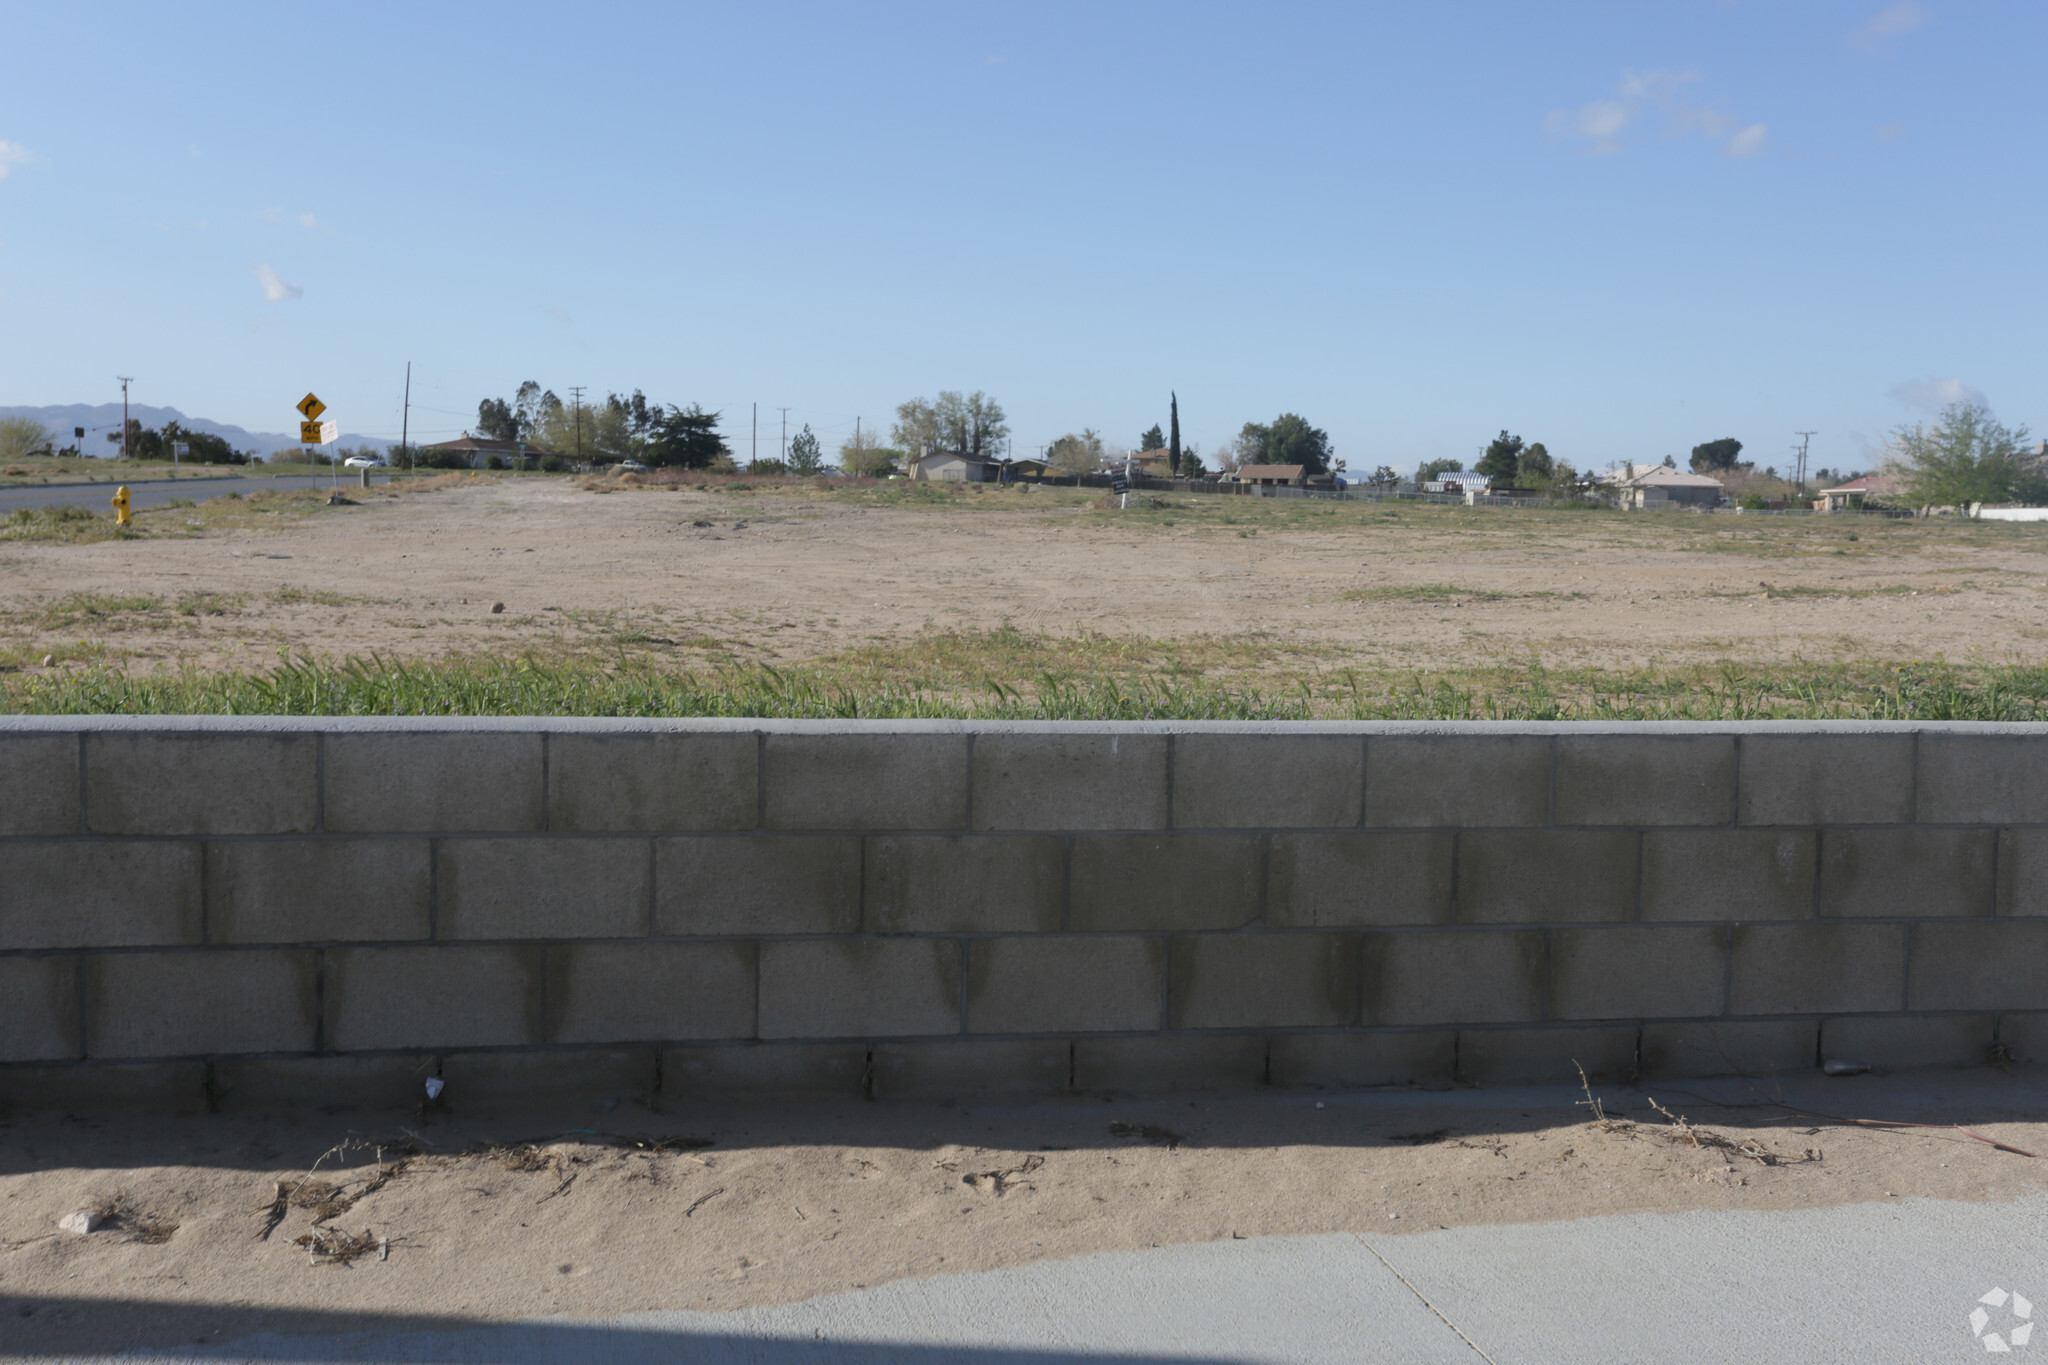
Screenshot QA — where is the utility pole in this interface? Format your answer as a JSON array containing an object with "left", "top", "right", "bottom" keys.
[
  {"left": 117, "top": 377, "right": 133, "bottom": 461},
  {"left": 1794, "top": 431, "right": 1817, "bottom": 494},
  {"left": 400, "top": 362, "right": 412, "bottom": 471},
  {"left": 568, "top": 385, "right": 586, "bottom": 467},
  {"left": 778, "top": 407, "right": 790, "bottom": 465}
]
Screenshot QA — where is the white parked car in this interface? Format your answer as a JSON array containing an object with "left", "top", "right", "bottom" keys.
[
  {"left": 342, "top": 454, "right": 387, "bottom": 468},
  {"left": 617, "top": 460, "right": 649, "bottom": 473}
]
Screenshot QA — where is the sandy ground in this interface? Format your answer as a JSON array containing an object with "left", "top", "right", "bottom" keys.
[
  {"left": 3, "top": 1070, "right": 2046, "bottom": 1352},
  {"left": 2, "top": 478, "right": 2045, "bottom": 674}
]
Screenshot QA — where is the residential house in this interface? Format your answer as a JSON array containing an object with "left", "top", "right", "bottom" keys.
[
  {"left": 1818, "top": 473, "right": 1901, "bottom": 511},
  {"left": 420, "top": 434, "right": 551, "bottom": 469},
  {"left": 1613, "top": 466, "right": 1725, "bottom": 509},
  {"left": 910, "top": 451, "right": 1000, "bottom": 482},
  {"left": 1233, "top": 464, "right": 1308, "bottom": 488}
]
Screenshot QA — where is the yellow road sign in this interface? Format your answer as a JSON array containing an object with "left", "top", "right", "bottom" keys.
[
  {"left": 300, "top": 420, "right": 323, "bottom": 443},
  {"left": 297, "top": 392, "right": 326, "bottom": 420}
]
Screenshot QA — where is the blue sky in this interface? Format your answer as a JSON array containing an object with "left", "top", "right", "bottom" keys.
[{"left": 1, "top": 1, "right": 2040, "bottom": 474}]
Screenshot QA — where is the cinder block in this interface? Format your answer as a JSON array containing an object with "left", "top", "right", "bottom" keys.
[
  {"left": 1363, "top": 735, "right": 1549, "bottom": 828},
  {"left": 655, "top": 836, "right": 860, "bottom": 935},
  {"left": 548, "top": 733, "right": 757, "bottom": 832},
  {"left": 1550, "top": 927, "right": 1728, "bottom": 1021},
  {"left": 1908, "top": 920, "right": 2048, "bottom": 1012},
  {"left": 1456, "top": 831, "right": 1638, "bottom": 924},
  {"left": 1731, "top": 923, "right": 1905, "bottom": 1015},
  {"left": 0, "top": 734, "right": 79, "bottom": 835},
  {"left": 1073, "top": 1035, "right": 1267, "bottom": 1092},
  {"left": 759, "top": 938, "right": 961, "bottom": 1038},
  {"left": 0, "top": 1061, "right": 209, "bottom": 1115},
  {"left": 1999, "top": 829, "right": 2048, "bottom": 916},
  {"left": 765, "top": 733, "right": 969, "bottom": 831},
  {"left": 1822, "top": 1014, "right": 1995, "bottom": 1069},
  {"left": 1172, "top": 735, "right": 1362, "bottom": 829},
  {"left": 1639, "top": 1021, "right": 1818, "bottom": 1077},
  {"left": 966, "top": 936, "right": 1164, "bottom": 1034},
  {"left": 324, "top": 733, "right": 544, "bottom": 833},
  {"left": 970, "top": 734, "right": 1169, "bottom": 831},
  {"left": 1266, "top": 832, "right": 1454, "bottom": 928},
  {"left": 1457, "top": 1026, "right": 1636, "bottom": 1085},
  {"left": 1995, "top": 1013, "right": 2048, "bottom": 1064},
  {"left": 1642, "top": 831, "right": 1815, "bottom": 922},
  {"left": 212, "top": 1054, "right": 436, "bottom": 1112},
  {"left": 864, "top": 835, "right": 1062, "bottom": 933},
  {"left": 1918, "top": 733, "right": 2048, "bottom": 824},
  {"left": 438, "top": 837, "right": 650, "bottom": 939},
  {"left": 1269, "top": 1031, "right": 1456, "bottom": 1089},
  {"left": 1820, "top": 828, "right": 1994, "bottom": 918},
  {"left": 547, "top": 941, "right": 756, "bottom": 1043},
  {"left": 325, "top": 945, "right": 543, "bottom": 1051},
  {"left": 1070, "top": 834, "right": 1261, "bottom": 931},
  {"left": 85, "top": 733, "right": 316, "bottom": 835},
  {"left": 439, "top": 1048, "right": 658, "bottom": 1110},
  {"left": 1168, "top": 933, "right": 1357, "bottom": 1029},
  {"left": 1737, "top": 734, "right": 1914, "bottom": 826},
  {"left": 660, "top": 1042, "right": 867, "bottom": 1099},
  {"left": 0, "top": 842, "right": 202, "bottom": 950},
  {"left": 0, "top": 956, "right": 80, "bottom": 1062},
  {"left": 87, "top": 949, "right": 317, "bottom": 1058},
  {"left": 1554, "top": 735, "right": 1734, "bottom": 827},
  {"left": 871, "top": 1039, "right": 1071, "bottom": 1099},
  {"left": 206, "top": 839, "right": 431, "bottom": 943},
  {"left": 1361, "top": 930, "right": 1543, "bottom": 1026}
]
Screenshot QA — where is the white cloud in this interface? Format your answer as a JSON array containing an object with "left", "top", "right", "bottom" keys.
[
  {"left": 1852, "top": 1, "right": 1927, "bottom": 48},
  {"left": 1887, "top": 376, "right": 1987, "bottom": 411},
  {"left": 253, "top": 264, "right": 303, "bottom": 302},
  {"left": 263, "top": 207, "right": 322, "bottom": 230},
  {"left": 0, "top": 141, "right": 31, "bottom": 179},
  {"left": 1726, "top": 124, "right": 1768, "bottom": 158},
  {"left": 1545, "top": 70, "right": 1766, "bottom": 159}
]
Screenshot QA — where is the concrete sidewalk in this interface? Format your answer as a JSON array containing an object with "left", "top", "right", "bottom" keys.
[{"left": 19, "top": 1188, "right": 2039, "bottom": 1364}]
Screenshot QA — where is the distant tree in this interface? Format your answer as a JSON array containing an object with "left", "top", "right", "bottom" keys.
[
  {"left": 0, "top": 416, "right": 53, "bottom": 461},
  {"left": 1367, "top": 465, "right": 1401, "bottom": 490},
  {"left": 1048, "top": 429, "right": 1106, "bottom": 476},
  {"left": 1232, "top": 413, "right": 1333, "bottom": 475},
  {"left": 1169, "top": 393, "right": 1182, "bottom": 476},
  {"left": 890, "top": 397, "right": 941, "bottom": 457},
  {"left": 1690, "top": 437, "right": 1744, "bottom": 472},
  {"left": 1415, "top": 457, "right": 1464, "bottom": 483},
  {"left": 1476, "top": 431, "right": 1524, "bottom": 483},
  {"left": 475, "top": 398, "right": 518, "bottom": 441},
  {"left": 1515, "top": 442, "right": 1555, "bottom": 488},
  {"left": 1139, "top": 423, "right": 1165, "bottom": 453},
  {"left": 892, "top": 391, "right": 1008, "bottom": 461},
  {"left": 645, "top": 403, "right": 730, "bottom": 469},
  {"left": 1662, "top": 454, "right": 1677, "bottom": 468},
  {"left": 1179, "top": 439, "right": 1204, "bottom": 476},
  {"left": 1885, "top": 401, "right": 2038, "bottom": 506},
  {"left": 839, "top": 431, "right": 901, "bottom": 477},
  {"left": 788, "top": 424, "right": 824, "bottom": 475},
  {"left": 126, "top": 419, "right": 249, "bottom": 465}
]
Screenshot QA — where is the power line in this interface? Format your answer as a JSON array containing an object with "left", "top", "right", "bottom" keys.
[
  {"left": 568, "top": 385, "right": 587, "bottom": 465},
  {"left": 1794, "top": 431, "right": 1817, "bottom": 494}
]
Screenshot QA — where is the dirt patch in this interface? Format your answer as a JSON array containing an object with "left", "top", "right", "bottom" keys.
[
  {"left": 4, "top": 1071, "right": 2047, "bottom": 1351},
  {"left": 0, "top": 478, "right": 2043, "bottom": 676}
]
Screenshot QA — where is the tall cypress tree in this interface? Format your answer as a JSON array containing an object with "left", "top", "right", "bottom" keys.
[{"left": 1169, "top": 392, "right": 1182, "bottom": 477}]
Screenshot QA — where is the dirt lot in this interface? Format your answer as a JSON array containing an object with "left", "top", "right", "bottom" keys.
[
  {"left": 0, "top": 476, "right": 2043, "bottom": 678},
  {"left": 2, "top": 1071, "right": 2043, "bottom": 1352}
]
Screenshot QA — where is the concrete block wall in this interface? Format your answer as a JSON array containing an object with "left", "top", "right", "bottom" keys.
[{"left": 2, "top": 718, "right": 2045, "bottom": 1112}]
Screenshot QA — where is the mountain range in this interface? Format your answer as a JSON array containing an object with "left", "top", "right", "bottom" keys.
[{"left": 0, "top": 404, "right": 392, "bottom": 457}]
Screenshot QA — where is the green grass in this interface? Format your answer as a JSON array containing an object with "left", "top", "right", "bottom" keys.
[{"left": 9, "top": 649, "right": 2048, "bottom": 720}]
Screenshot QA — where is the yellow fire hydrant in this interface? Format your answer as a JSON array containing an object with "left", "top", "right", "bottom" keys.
[{"left": 110, "top": 485, "right": 131, "bottom": 527}]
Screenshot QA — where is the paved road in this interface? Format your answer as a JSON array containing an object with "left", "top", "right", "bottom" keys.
[
  {"left": 15, "top": 1187, "right": 2040, "bottom": 1363},
  {"left": 0, "top": 474, "right": 388, "bottom": 515}
]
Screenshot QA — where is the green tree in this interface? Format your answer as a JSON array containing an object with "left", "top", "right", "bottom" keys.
[
  {"left": 1139, "top": 423, "right": 1165, "bottom": 453},
  {"left": 1690, "top": 437, "right": 1743, "bottom": 472},
  {"left": 839, "top": 430, "right": 901, "bottom": 476},
  {"left": 1514, "top": 442, "right": 1554, "bottom": 489},
  {"left": 476, "top": 398, "right": 518, "bottom": 441},
  {"left": 1367, "top": 465, "right": 1401, "bottom": 489},
  {"left": 645, "top": 404, "right": 730, "bottom": 468},
  {"left": 788, "top": 424, "right": 824, "bottom": 475},
  {"left": 1048, "top": 429, "right": 1105, "bottom": 476},
  {"left": 1886, "top": 402, "right": 2038, "bottom": 506},
  {"left": 1415, "top": 457, "right": 1463, "bottom": 483},
  {"left": 1169, "top": 392, "right": 1182, "bottom": 477},
  {"left": 892, "top": 390, "right": 1009, "bottom": 460},
  {"left": 1476, "top": 431, "right": 1524, "bottom": 483},
  {"left": 0, "top": 416, "right": 53, "bottom": 460},
  {"left": 1232, "top": 413, "right": 1333, "bottom": 475}
]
